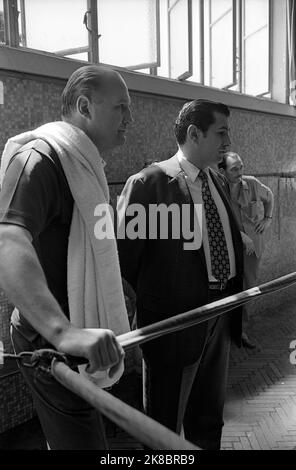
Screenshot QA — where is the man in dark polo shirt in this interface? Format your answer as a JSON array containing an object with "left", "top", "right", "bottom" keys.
[{"left": 0, "top": 65, "right": 133, "bottom": 449}]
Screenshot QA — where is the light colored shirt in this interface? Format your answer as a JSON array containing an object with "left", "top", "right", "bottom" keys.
[
  {"left": 229, "top": 175, "right": 273, "bottom": 257},
  {"left": 177, "top": 152, "right": 236, "bottom": 282}
]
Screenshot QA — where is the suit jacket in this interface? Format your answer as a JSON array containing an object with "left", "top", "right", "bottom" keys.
[{"left": 117, "top": 155, "right": 243, "bottom": 366}]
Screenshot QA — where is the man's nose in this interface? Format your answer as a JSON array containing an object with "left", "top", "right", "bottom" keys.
[
  {"left": 125, "top": 107, "right": 133, "bottom": 124},
  {"left": 224, "top": 133, "right": 231, "bottom": 147}
]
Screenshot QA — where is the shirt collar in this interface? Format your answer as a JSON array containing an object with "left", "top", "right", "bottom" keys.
[
  {"left": 241, "top": 177, "right": 248, "bottom": 189},
  {"left": 177, "top": 150, "right": 209, "bottom": 182}
]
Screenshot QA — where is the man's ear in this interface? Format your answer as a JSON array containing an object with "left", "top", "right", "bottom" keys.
[
  {"left": 219, "top": 167, "right": 226, "bottom": 175},
  {"left": 187, "top": 124, "right": 202, "bottom": 144},
  {"left": 77, "top": 95, "right": 91, "bottom": 118}
]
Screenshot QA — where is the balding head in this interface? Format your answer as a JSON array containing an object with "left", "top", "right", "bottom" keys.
[
  {"left": 61, "top": 65, "right": 132, "bottom": 153},
  {"left": 61, "top": 65, "right": 124, "bottom": 117},
  {"left": 218, "top": 152, "right": 242, "bottom": 170},
  {"left": 218, "top": 151, "right": 244, "bottom": 183}
]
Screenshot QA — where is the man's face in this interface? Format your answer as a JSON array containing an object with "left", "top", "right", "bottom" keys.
[
  {"left": 224, "top": 156, "right": 243, "bottom": 183},
  {"left": 198, "top": 112, "right": 231, "bottom": 167},
  {"left": 87, "top": 74, "right": 133, "bottom": 153}
]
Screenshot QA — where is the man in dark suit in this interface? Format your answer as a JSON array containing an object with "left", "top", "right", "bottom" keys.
[{"left": 117, "top": 99, "right": 243, "bottom": 450}]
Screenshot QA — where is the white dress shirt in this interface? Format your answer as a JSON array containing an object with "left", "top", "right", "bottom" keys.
[{"left": 178, "top": 152, "right": 236, "bottom": 282}]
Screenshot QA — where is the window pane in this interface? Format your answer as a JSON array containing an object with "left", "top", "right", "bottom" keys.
[
  {"left": 244, "top": 26, "right": 269, "bottom": 95},
  {"left": 157, "top": 0, "right": 169, "bottom": 78},
  {"left": 97, "top": 0, "right": 158, "bottom": 69},
  {"left": 0, "top": 0, "right": 4, "bottom": 44},
  {"left": 210, "top": 0, "right": 232, "bottom": 23},
  {"left": 211, "top": 11, "right": 233, "bottom": 88},
  {"left": 188, "top": 0, "right": 201, "bottom": 83},
  {"left": 244, "top": 0, "right": 268, "bottom": 37},
  {"left": 18, "top": 0, "right": 89, "bottom": 60},
  {"left": 169, "top": 0, "right": 190, "bottom": 79}
]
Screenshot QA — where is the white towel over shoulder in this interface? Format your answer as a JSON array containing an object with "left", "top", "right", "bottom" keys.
[{"left": 1, "top": 121, "right": 130, "bottom": 387}]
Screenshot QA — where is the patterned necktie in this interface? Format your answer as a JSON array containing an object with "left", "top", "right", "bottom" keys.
[{"left": 198, "top": 170, "right": 230, "bottom": 284}]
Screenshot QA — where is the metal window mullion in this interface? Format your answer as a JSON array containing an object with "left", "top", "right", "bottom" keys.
[
  {"left": 168, "top": 0, "right": 180, "bottom": 13},
  {"left": 126, "top": 61, "right": 159, "bottom": 71},
  {"left": 267, "top": 0, "right": 272, "bottom": 96},
  {"left": 242, "top": 0, "right": 246, "bottom": 92},
  {"left": 200, "top": 0, "right": 205, "bottom": 84},
  {"left": 3, "top": 0, "right": 19, "bottom": 47},
  {"left": 209, "top": 7, "right": 232, "bottom": 28},
  {"left": 285, "top": 0, "right": 290, "bottom": 104},
  {"left": 237, "top": 0, "right": 242, "bottom": 92},
  {"left": 186, "top": 0, "right": 193, "bottom": 80},
  {"left": 243, "top": 23, "right": 268, "bottom": 41},
  {"left": 87, "top": 0, "right": 99, "bottom": 63},
  {"left": 231, "top": 0, "right": 237, "bottom": 87},
  {"left": 209, "top": 0, "right": 212, "bottom": 85},
  {"left": 167, "top": 0, "right": 171, "bottom": 78},
  {"left": 154, "top": 0, "right": 161, "bottom": 74},
  {"left": 19, "top": 0, "right": 26, "bottom": 46},
  {"left": 54, "top": 46, "right": 90, "bottom": 57}
]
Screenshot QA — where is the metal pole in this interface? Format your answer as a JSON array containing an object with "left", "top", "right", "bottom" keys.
[{"left": 52, "top": 360, "right": 199, "bottom": 451}]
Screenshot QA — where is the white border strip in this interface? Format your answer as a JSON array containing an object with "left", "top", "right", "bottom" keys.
[
  {"left": 0, "top": 80, "right": 3, "bottom": 105},
  {"left": 0, "top": 45, "right": 295, "bottom": 118}
]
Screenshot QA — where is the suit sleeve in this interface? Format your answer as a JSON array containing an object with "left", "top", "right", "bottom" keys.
[{"left": 116, "top": 174, "right": 149, "bottom": 292}]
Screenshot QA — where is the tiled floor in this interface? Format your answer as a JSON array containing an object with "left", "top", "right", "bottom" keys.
[
  {"left": 1, "top": 297, "right": 296, "bottom": 450},
  {"left": 222, "top": 298, "right": 296, "bottom": 450}
]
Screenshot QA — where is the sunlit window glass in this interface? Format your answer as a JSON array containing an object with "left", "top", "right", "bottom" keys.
[
  {"left": 211, "top": 0, "right": 232, "bottom": 22},
  {"left": 17, "top": 0, "right": 89, "bottom": 61},
  {"left": 97, "top": 0, "right": 158, "bottom": 70},
  {"left": 243, "top": 0, "right": 269, "bottom": 96},
  {"left": 205, "top": 0, "right": 234, "bottom": 89},
  {"left": 210, "top": 4, "right": 233, "bottom": 88},
  {"left": 168, "top": 0, "right": 191, "bottom": 80},
  {"left": 0, "top": 0, "right": 5, "bottom": 44}
]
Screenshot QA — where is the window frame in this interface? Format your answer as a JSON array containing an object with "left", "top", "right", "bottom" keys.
[
  {"left": 0, "top": 0, "right": 292, "bottom": 114},
  {"left": 15, "top": 0, "right": 161, "bottom": 70}
]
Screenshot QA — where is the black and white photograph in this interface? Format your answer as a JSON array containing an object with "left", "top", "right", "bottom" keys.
[{"left": 0, "top": 0, "right": 296, "bottom": 459}]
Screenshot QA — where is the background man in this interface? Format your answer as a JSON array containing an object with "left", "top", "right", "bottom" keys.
[
  {"left": 0, "top": 65, "right": 133, "bottom": 449},
  {"left": 117, "top": 100, "right": 243, "bottom": 450},
  {"left": 218, "top": 152, "right": 274, "bottom": 349}
]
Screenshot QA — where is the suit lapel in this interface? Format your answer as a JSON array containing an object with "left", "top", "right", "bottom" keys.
[
  {"left": 156, "top": 155, "right": 207, "bottom": 271},
  {"left": 156, "top": 154, "right": 192, "bottom": 204}
]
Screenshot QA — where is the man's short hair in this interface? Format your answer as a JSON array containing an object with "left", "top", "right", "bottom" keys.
[
  {"left": 218, "top": 151, "right": 240, "bottom": 170},
  {"left": 61, "top": 65, "right": 110, "bottom": 117},
  {"left": 174, "top": 99, "right": 230, "bottom": 145}
]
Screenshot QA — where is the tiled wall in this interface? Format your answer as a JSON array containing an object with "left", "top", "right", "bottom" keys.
[
  {"left": 0, "top": 69, "right": 296, "bottom": 430},
  {"left": 1, "top": 71, "right": 296, "bottom": 285},
  {"left": 0, "top": 373, "right": 34, "bottom": 434}
]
